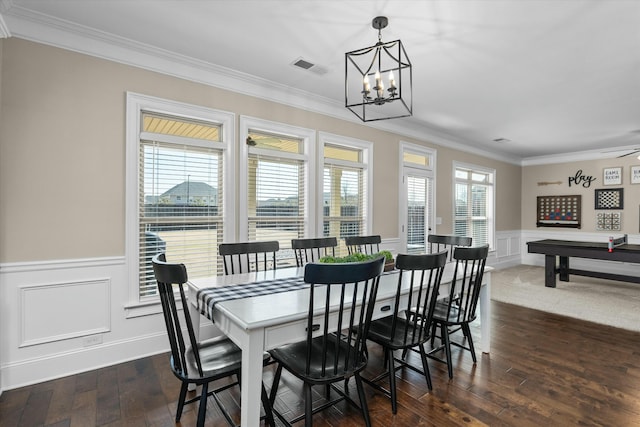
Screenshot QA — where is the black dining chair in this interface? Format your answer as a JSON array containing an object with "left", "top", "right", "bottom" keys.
[
  {"left": 362, "top": 251, "right": 447, "bottom": 414},
  {"left": 152, "top": 253, "right": 275, "bottom": 427},
  {"left": 345, "top": 235, "right": 381, "bottom": 255},
  {"left": 219, "top": 240, "right": 279, "bottom": 275},
  {"left": 268, "top": 256, "right": 385, "bottom": 427},
  {"left": 428, "top": 234, "right": 472, "bottom": 261},
  {"left": 291, "top": 237, "right": 338, "bottom": 266},
  {"left": 427, "top": 245, "right": 489, "bottom": 379}
]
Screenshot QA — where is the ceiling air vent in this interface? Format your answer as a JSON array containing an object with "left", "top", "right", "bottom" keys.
[
  {"left": 291, "top": 57, "right": 328, "bottom": 75},
  {"left": 293, "top": 58, "right": 314, "bottom": 69}
]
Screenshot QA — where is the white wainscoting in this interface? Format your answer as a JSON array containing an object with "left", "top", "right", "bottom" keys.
[
  {"left": 0, "top": 257, "right": 173, "bottom": 393},
  {"left": 381, "top": 233, "right": 522, "bottom": 270},
  {"left": 2, "top": 230, "right": 633, "bottom": 395},
  {"left": 20, "top": 278, "right": 111, "bottom": 347},
  {"left": 492, "top": 230, "right": 522, "bottom": 269}
]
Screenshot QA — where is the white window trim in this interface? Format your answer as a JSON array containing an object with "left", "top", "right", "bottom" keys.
[
  {"left": 318, "top": 132, "right": 373, "bottom": 238},
  {"left": 452, "top": 161, "right": 496, "bottom": 250},
  {"left": 125, "top": 92, "right": 235, "bottom": 314},
  {"left": 399, "top": 141, "right": 436, "bottom": 250},
  {"left": 239, "top": 116, "right": 316, "bottom": 240}
]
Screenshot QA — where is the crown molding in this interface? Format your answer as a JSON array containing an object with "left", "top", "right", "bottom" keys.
[
  {"left": 2, "top": 4, "right": 523, "bottom": 165},
  {"left": 0, "top": 10, "right": 10, "bottom": 38},
  {"left": 521, "top": 144, "right": 640, "bottom": 166}
]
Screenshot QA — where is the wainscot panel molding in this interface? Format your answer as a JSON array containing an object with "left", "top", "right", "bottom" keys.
[
  {"left": 520, "top": 229, "right": 640, "bottom": 277},
  {"left": 0, "top": 256, "right": 174, "bottom": 391},
  {"left": 20, "top": 278, "right": 111, "bottom": 347},
  {"left": 491, "top": 230, "right": 522, "bottom": 269}
]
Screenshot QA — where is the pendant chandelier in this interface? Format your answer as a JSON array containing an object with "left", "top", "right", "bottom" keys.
[{"left": 345, "top": 16, "right": 412, "bottom": 122}]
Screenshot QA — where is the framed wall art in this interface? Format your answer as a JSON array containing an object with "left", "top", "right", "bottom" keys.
[
  {"left": 603, "top": 167, "right": 622, "bottom": 185},
  {"left": 596, "top": 211, "right": 622, "bottom": 231},
  {"left": 630, "top": 165, "right": 640, "bottom": 184},
  {"left": 595, "top": 188, "right": 624, "bottom": 210}
]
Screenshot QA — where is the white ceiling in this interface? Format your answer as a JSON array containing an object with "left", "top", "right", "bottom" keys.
[{"left": 2, "top": 0, "right": 640, "bottom": 164}]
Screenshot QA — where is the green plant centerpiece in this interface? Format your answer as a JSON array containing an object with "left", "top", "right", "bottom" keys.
[{"left": 320, "top": 250, "right": 395, "bottom": 271}]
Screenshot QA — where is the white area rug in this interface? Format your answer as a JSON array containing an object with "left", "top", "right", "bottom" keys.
[{"left": 491, "top": 265, "right": 640, "bottom": 332}]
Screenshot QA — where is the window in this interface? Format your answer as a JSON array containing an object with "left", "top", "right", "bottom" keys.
[
  {"left": 453, "top": 163, "right": 494, "bottom": 249},
  {"left": 127, "top": 93, "right": 234, "bottom": 305},
  {"left": 320, "top": 132, "right": 372, "bottom": 257},
  {"left": 240, "top": 117, "right": 314, "bottom": 266}
]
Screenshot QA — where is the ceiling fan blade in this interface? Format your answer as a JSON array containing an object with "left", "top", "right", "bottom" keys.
[{"left": 617, "top": 149, "right": 640, "bottom": 158}]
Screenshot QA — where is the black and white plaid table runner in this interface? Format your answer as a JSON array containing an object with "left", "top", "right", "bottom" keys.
[
  {"left": 196, "top": 276, "right": 309, "bottom": 321},
  {"left": 196, "top": 269, "right": 398, "bottom": 322}
]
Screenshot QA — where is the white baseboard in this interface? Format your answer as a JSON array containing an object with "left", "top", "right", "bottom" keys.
[{"left": 2, "top": 332, "right": 168, "bottom": 391}]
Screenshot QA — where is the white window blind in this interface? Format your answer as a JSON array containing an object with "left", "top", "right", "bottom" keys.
[
  {"left": 401, "top": 144, "right": 435, "bottom": 255},
  {"left": 139, "top": 113, "right": 224, "bottom": 297},
  {"left": 323, "top": 143, "right": 367, "bottom": 257},
  {"left": 454, "top": 165, "right": 494, "bottom": 249},
  {"left": 407, "top": 175, "right": 432, "bottom": 254},
  {"left": 246, "top": 131, "right": 306, "bottom": 267}
]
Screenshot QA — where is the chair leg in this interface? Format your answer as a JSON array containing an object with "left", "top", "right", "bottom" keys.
[
  {"left": 261, "top": 383, "right": 276, "bottom": 427},
  {"left": 269, "top": 364, "right": 283, "bottom": 406},
  {"left": 462, "top": 323, "right": 477, "bottom": 363},
  {"left": 441, "top": 323, "right": 454, "bottom": 379},
  {"left": 418, "top": 344, "right": 433, "bottom": 390},
  {"left": 354, "top": 374, "right": 372, "bottom": 427},
  {"left": 400, "top": 348, "right": 408, "bottom": 361},
  {"left": 304, "top": 382, "right": 313, "bottom": 427},
  {"left": 430, "top": 322, "right": 437, "bottom": 347},
  {"left": 175, "top": 382, "right": 189, "bottom": 422},
  {"left": 197, "top": 382, "right": 208, "bottom": 427},
  {"left": 387, "top": 348, "right": 398, "bottom": 414}
]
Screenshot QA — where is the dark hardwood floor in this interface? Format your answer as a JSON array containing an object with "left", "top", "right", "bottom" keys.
[{"left": 2, "top": 301, "right": 640, "bottom": 426}]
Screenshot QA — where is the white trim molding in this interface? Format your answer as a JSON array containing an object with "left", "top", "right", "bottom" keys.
[
  {"left": 0, "top": 256, "right": 169, "bottom": 391},
  {"left": 1, "top": 3, "right": 521, "bottom": 165},
  {"left": 0, "top": 12, "right": 10, "bottom": 38}
]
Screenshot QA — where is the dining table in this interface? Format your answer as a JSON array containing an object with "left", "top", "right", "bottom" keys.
[{"left": 187, "top": 262, "right": 493, "bottom": 427}]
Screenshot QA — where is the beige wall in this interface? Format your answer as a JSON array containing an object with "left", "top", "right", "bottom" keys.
[
  {"left": 434, "top": 147, "right": 522, "bottom": 234},
  {"left": 523, "top": 158, "right": 640, "bottom": 234},
  {"left": 0, "top": 38, "right": 521, "bottom": 263}
]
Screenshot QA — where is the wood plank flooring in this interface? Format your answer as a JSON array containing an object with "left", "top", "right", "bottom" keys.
[{"left": 2, "top": 301, "right": 640, "bottom": 426}]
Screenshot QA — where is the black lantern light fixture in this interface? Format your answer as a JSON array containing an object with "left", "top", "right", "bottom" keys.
[{"left": 345, "top": 16, "right": 412, "bottom": 122}]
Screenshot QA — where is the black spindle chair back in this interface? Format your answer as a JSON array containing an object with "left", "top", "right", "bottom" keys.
[
  {"left": 428, "top": 234, "right": 472, "bottom": 261},
  {"left": 345, "top": 235, "right": 381, "bottom": 255},
  {"left": 291, "top": 237, "right": 338, "bottom": 267},
  {"left": 219, "top": 240, "right": 279, "bottom": 275}
]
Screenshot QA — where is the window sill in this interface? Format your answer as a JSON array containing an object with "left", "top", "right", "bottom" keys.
[
  {"left": 124, "top": 292, "right": 189, "bottom": 318},
  {"left": 124, "top": 299, "right": 163, "bottom": 319}
]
